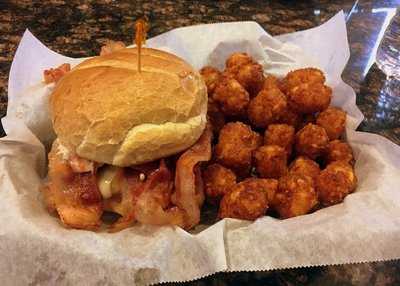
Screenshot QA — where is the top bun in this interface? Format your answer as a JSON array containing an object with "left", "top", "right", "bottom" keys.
[{"left": 50, "top": 48, "right": 207, "bottom": 166}]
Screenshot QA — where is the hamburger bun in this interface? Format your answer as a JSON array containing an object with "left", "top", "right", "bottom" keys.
[{"left": 50, "top": 48, "right": 207, "bottom": 166}]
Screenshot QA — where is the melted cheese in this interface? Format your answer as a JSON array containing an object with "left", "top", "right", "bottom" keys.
[{"left": 97, "top": 166, "right": 122, "bottom": 199}]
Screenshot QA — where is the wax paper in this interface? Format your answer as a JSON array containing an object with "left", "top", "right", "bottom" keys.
[{"left": 2, "top": 11, "right": 400, "bottom": 285}]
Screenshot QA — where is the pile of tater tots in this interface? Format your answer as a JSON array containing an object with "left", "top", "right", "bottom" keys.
[{"left": 200, "top": 52, "right": 357, "bottom": 221}]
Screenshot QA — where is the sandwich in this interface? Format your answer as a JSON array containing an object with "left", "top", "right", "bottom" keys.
[{"left": 42, "top": 47, "right": 211, "bottom": 231}]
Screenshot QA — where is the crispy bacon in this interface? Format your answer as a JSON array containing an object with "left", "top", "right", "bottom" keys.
[
  {"left": 43, "top": 63, "right": 71, "bottom": 84},
  {"left": 108, "top": 127, "right": 212, "bottom": 231},
  {"left": 107, "top": 170, "right": 141, "bottom": 232},
  {"left": 174, "top": 125, "right": 212, "bottom": 229},
  {"left": 100, "top": 40, "right": 126, "bottom": 56},
  {"left": 194, "top": 166, "right": 205, "bottom": 207},
  {"left": 108, "top": 160, "right": 184, "bottom": 232},
  {"left": 56, "top": 203, "right": 103, "bottom": 230},
  {"left": 42, "top": 142, "right": 103, "bottom": 230},
  {"left": 73, "top": 173, "right": 102, "bottom": 205},
  {"left": 42, "top": 173, "right": 103, "bottom": 230},
  {"left": 134, "top": 160, "right": 185, "bottom": 227}
]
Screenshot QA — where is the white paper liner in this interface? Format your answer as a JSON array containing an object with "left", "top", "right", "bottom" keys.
[{"left": 2, "top": 11, "right": 400, "bottom": 285}]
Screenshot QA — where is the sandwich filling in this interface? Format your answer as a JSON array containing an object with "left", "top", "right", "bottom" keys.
[{"left": 42, "top": 126, "right": 212, "bottom": 231}]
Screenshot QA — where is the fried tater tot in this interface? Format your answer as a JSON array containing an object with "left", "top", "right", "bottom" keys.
[
  {"left": 315, "top": 161, "right": 357, "bottom": 206},
  {"left": 219, "top": 178, "right": 275, "bottom": 220},
  {"left": 207, "top": 99, "right": 226, "bottom": 134},
  {"left": 263, "top": 75, "right": 281, "bottom": 91},
  {"left": 203, "top": 163, "right": 236, "bottom": 203},
  {"left": 241, "top": 178, "right": 279, "bottom": 203},
  {"left": 325, "top": 140, "right": 354, "bottom": 165},
  {"left": 254, "top": 145, "right": 288, "bottom": 179},
  {"left": 282, "top": 68, "right": 330, "bottom": 114},
  {"left": 272, "top": 174, "right": 318, "bottom": 219},
  {"left": 213, "top": 77, "right": 250, "bottom": 117},
  {"left": 200, "top": 66, "right": 221, "bottom": 96},
  {"left": 295, "top": 123, "right": 329, "bottom": 159},
  {"left": 282, "top": 68, "right": 325, "bottom": 92},
  {"left": 278, "top": 106, "right": 302, "bottom": 130},
  {"left": 242, "top": 178, "right": 278, "bottom": 203},
  {"left": 289, "top": 156, "right": 320, "bottom": 182},
  {"left": 288, "top": 82, "right": 332, "bottom": 114},
  {"left": 325, "top": 161, "right": 357, "bottom": 191},
  {"left": 316, "top": 107, "right": 347, "bottom": 140},
  {"left": 220, "top": 69, "right": 237, "bottom": 82},
  {"left": 248, "top": 88, "right": 287, "bottom": 128},
  {"left": 264, "top": 124, "right": 295, "bottom": 156},
  {"left": 235, "top": 63, "right": 265, "bottom": 96},
  {"left": 226, "top": 52, "right": 254, "bottom": 69},
  {"left": 215, "top": 122, "right": 262, "bottom": 174}
]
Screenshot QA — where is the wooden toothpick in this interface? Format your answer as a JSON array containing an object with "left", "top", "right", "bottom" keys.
[{"left": 135, "top": 18, "right": 149, "bottom": 73}]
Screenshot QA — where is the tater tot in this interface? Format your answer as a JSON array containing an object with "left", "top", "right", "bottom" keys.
[
  {"left": 316, "top": 107, "right": 347, "bottom": 140},
  {"left": 213, "top": 77, "right": 250, "bottom": 117},
  {"left": 315, "top": 161, "right": 356, "bottom": 206},
  {"left": 203, "top": 163, "right": 236, "bottom": 203},
  {"left": 235, "top": 63, "right": 265, "bottom": 96},
  {"left": 278, "top": 106, "right": 302, "bottom": 130},
  {"left": 219, "top": 178, "right": 274, "bottom": 220},
  {"left": 207, "top": 99, "right": 226, "bottom": 134},
  {"left": 264, "top": 124, "right": 295, "bottom": 156},
  {"left": 283, "top": 68, "right": 326, "bottom": 92},
  {"left": 263, "top": 75, "right": 282, "bottom": 91},
  {"left": 226, "top": 52, "right": 254, "bottom": 69},
  {"left": 288, "top": 82, "right": 332, "bottom": 114},
  {"left": 248, "top": 88, "right": 287, "bottom": 128},
  {"left": 289, "top": 156, "right": 320, "bottom": 182},
  {"left": 272, "top": 174, "right": 318, "bottom": 219},
  {"left": 215, "top": 122, "right": 262, "bottom": 174},
  {"left": 245, "top": 178, "right": 279, "bottom": 203},
  {"left": 325, "top": 161, "right": 357, "bottom": 191},
  {"left": 253, "top": 145, "right": 288, "bottom": 179},
  {"left": 200, "top": 66, "right": 221, "bottom": 96},
  {"left": 295, "top": 123, "right": 329, "bottom": 159},
  {"left": 220, "top": 69, "right": 236, "bottom": 81},
  {"left": 325, "top": 140, "right": 354, "bottom": 165}
]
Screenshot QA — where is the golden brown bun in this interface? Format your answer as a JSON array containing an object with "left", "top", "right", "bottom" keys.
[{"left": 50, "top": 48, "right": 207, "bottom": 166}]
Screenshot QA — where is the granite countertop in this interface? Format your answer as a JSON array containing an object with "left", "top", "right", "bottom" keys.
[{"left": 1, "top": 0, "right": 400, "bottom": 285}]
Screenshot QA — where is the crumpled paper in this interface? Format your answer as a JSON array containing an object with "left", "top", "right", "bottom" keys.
[{"left": 1, "top": 11, "right": 400, "bottom": 285}]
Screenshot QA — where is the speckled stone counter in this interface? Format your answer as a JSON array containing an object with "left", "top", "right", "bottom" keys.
[{"left": 1, "top": 1, "right": 400, "bottom": 285}]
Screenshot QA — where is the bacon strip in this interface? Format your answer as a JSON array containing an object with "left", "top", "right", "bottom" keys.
[
  {"left": 174, "top": 125, "right": 212, "bottom": 229},
  {"left": 107, "top": 161, "right": 180, "bottom": 232},
  {"left": 42, "top": 172, "right": 103, "bottom": 230},
  {"left": 43, "top": 63, "right": 71, "bottom": 84},
  {"left": 134, "top": 160, "right": 185, "bottom": 227},
  {"left": 194, "top": 166, "right": 205, "bottom": 207},
  {"left": 42, "top": 141, "right": 103, "bottom": 230},
  {"left": 106, "top": 170, "right": 141, "bottom": 232},
  {"left": 110, "top": 127, "right": 212, "bottom": 231}
]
